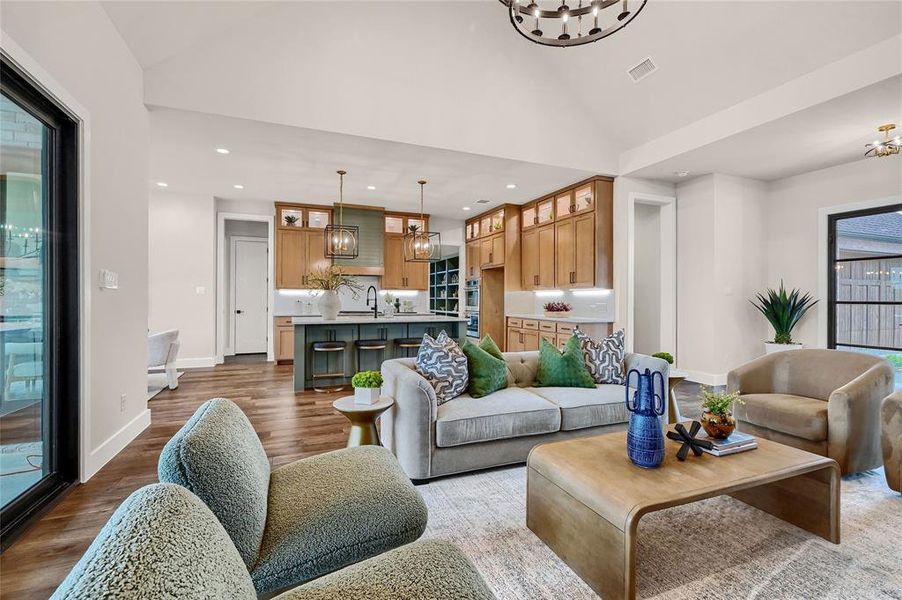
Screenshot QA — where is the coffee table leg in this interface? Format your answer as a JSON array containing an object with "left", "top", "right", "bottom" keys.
[
  {"left": 527, "top": 468, "right": 636, "bottom": 599},
  {"left": 729, "top": 463, "right": 840, "bottom": 543}
]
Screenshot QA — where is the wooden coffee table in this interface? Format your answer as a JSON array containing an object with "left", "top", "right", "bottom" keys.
[{"left": 527, "top": 429, "right": 840, "bottom": 600}]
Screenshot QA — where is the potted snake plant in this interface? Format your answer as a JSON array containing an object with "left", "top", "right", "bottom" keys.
[{"left": 751, "top": 281, "right": 817, "bottom": 354}]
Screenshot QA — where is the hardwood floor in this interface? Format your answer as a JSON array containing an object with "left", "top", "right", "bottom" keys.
[{"left": 0, "top": 361, "right": 348, "bottom": 600}]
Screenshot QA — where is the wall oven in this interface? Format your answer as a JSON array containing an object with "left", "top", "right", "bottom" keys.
[{"left": 464, "top": 279, "right": 479, "bottom": 338}]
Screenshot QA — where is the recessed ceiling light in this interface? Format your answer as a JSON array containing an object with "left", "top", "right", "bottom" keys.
[
  {"left": 233, "top": 184, "right": 244, "bottom": 189},
  {"left": 367, "top": 185, "right": 376, "bottom": 190},
  {"left": 674, "top": 171, "right": 690, "bottom": 178},
  {"left": 462, "top": 206, "right": 471, "bottom": 211},
  {"left": 216, "top": 148, "right": 230, "bottom": 154},
  {"left": 156, "top": 182, "right": 168, "bottom": 187},
  {"left": 506, "top": 183, "right": 517, "bottom": 189}
]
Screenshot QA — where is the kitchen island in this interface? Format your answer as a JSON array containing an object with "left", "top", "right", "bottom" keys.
[{"left": 292, "top": 315, "right": 466, "bottom": 391}]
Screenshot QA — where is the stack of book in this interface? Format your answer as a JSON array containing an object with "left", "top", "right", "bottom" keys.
[{"left": 699, "top": 431, "right": 757, "bottom": 456}]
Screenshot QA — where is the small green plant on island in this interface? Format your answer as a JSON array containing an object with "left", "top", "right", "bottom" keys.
[
  {"left": 699, "top": 386, "right": 744, "bottom": 415},
  {"left": 652, "top": 351, "right": 674, "bottom": 365},
  {"left": 352, "top": 371, "right": 383, "bottom": 388}
]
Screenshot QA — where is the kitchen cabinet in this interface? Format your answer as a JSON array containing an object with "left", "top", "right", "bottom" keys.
[
  {"left": 274, "top": 317, "right": 294, "bottom": 363},
  {"left": 521, "top": 228, "right": 537, "bottom": 289},
  {"left": 466, "top": 240, "right": 480, "bottom": 279},
  {"left": 275, "top": 202, "right": 333, "bottom": 289},
  {"left": 276, "top": 203, "right": 330, "bottom": 230},
  {"left": 383, "top": 212, "right": 430, "bottom": 290},
  {"left": 479, "top": 233, "right": 504, "bottom": 268},
  {"left": 506, "top": 318, "right": 611, "bottom": 353},
  {"left": 554, "top": 210, "right": 595, "bottom": 288}
]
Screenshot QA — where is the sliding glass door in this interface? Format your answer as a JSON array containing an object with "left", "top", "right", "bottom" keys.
[
  {"left": 828, "top": 204, "right": 902, "bottom": 390},
  {"left": 1, "top": 56, "right": 79, "bottom": 548}
]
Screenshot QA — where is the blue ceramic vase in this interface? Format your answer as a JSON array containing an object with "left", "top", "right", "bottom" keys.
[{"left": 625, "top": 368, "right": 666, "bottom": 468}]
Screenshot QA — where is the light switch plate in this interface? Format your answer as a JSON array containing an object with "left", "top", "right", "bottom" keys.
[
  {"left": 195, "top": 286, "right": 206, "bottom": 295},
  {"left": 99, "top": 269, "right": 119, "bottom": 290}
]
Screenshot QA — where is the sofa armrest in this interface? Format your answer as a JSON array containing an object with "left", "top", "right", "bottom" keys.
[
  {"left": 726, "top": 353, "right": 777, "bottom": 395},
  {"left": 380, "top": 359, "right": 438, "bottom": 480},
  {"left": 827, "top": 361, "right": 894, "bottom": 474}
]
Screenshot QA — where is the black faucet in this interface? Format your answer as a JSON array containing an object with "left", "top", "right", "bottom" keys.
[{"left": 366, "top": 285, "right": 378, "bottom": 319}]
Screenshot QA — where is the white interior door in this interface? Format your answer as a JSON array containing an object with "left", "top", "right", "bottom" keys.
[{"left": 234, "top": 239, "right": 268, "bottom": 353}]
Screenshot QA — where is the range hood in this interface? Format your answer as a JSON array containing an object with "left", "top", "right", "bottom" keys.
[{"left": 332, "top": 206, "right": 384, "bottom": 275}]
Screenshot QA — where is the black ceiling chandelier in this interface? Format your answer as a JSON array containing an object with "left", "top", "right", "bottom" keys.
[
  {"left": 500, "top": 0, "right": 647, "bottom": 47},
  {"left": 324, "top": 170, "right": 359, "bottom": 259}
]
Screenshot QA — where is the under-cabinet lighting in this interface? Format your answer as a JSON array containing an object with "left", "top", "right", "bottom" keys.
[
  {"left": 216, "top": 148, "right": 230, "bottom": 154},
  {"left": 571, "top": 288, "right": 612, "bottom": 296},
  {"left": 156, "top": 181, "right": 168, "bottom": 187},
  {"left": 381, "top": 290, "right": 419, "bottom": 297},
  {"left": 534, "top": 290, "right": 564, "bottom": 297},
  {"left": 278, "top": 289, "right": 320, "bottom": 296}
]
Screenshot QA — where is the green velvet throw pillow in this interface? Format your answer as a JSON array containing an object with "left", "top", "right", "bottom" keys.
[
  {"left": 462, "top": 340, "right": 508, "bottom": 398},
  {"left": 535, "top": 335, "right": 596, "bottom": 388},
  {"left": 479, "top": 333, "right": 504, "bottom": 360}
]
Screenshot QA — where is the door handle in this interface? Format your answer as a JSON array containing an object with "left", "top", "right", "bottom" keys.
[
  {"left": 489, "top": 252, "right": 493, "bottom": 263},
  {"left": 236, "top": 309, "right": 243, "bottom": 314},
  {"left": 534, "top": 275, "right": 539, "bottom": 285}
]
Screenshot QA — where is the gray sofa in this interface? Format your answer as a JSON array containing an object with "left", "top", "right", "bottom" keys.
[
  {"left": 381, "top": 350, "right": 668, "bottom": 480},
  {"left": 51, "top": 483, "right": 496, "bottom": 600}
]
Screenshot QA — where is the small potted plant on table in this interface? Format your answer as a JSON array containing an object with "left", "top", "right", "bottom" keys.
[
  {"left": 543, "top": 301, "right": 573, "bottom": 318},
  {"left": 352, "top": 370, "right": 383, "bottom": 405},
  {"left": 699, "top": 386, "right": 745, "bottom": 439}
]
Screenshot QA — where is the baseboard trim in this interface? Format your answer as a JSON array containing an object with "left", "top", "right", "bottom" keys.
[
  {"left": 83, "top": 408, "right": 150, "bottom": 481},
  {"left": 683, "top": 370, "right": 727, "bottom": 386},
  {"left": 174, "top": 356, "right": 217, "bottom": 369}
]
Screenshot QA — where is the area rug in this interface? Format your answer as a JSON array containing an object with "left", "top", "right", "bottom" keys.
[{"left": 418, "top": 466, "right": 902, "bottom": 599}]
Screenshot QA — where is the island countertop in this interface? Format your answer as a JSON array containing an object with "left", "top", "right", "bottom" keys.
[{"left": 291, "top": 315, "right": 467, "bottom": 325}]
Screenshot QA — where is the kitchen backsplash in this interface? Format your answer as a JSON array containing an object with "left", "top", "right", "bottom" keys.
[
  {"left": 274, "top": 275, "right": 429, "bottom": 316},
  {"left": 504, "top": 290, "right": 616, "bottom": 321}
]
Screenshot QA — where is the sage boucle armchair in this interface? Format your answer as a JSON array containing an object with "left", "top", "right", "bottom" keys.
[
  {"left": 882, "top": 391, "right": 902, "bottom": 492},
  {"left": 51, "top": 483, "right": 496, "bottom": 600},
  {"left": 727, "top": 349, "right": 894, "bottom": 475},
  {"left": 158, "top": 398, "right": 428, "bottom": 596}
]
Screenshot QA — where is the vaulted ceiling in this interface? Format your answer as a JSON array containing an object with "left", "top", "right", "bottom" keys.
[{"left": 100, "top": 1, "right": 902, "bottom": 192}]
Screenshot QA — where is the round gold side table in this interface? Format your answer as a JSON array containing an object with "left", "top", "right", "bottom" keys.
[{"left": 332, "top": 396, "right": 394, "bottom": 447}]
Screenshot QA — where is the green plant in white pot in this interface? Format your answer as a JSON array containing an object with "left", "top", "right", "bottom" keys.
[
  {"left": 307, "top": 266, "right": 362, "bottom": 320},
  {"left": 751, "top": 281, "right": 818, "bottom": 354},
  {"left": 352, "top": 370, "right": 383, "bottom": 405}
]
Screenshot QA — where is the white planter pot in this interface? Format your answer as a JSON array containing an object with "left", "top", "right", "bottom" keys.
[
  {"left": 354, "top": 387, "right": 380, "bottom": 405},
  {"left": 318, "top": 290, "right": 341, "bottom": 320},
  {"left": 765, "top": 342, "right": 804, "bottom": 354}
]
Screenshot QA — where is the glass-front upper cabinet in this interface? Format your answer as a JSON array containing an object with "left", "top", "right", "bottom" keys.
[
  {"left": 555, "top": 190, "right": 574, "bottom": 219},
  {"left": 536, "top": 198, "right": 554, "bottom": 225},
  {"left": 306, "top": 209, "right": 330, "bottom": 229},
  {"left": 386, "top": 214, "right": 428, "bottom": 235},
  {"left": 466, "top": 220, "right": 480, "bottom": 240},
  {"left": 407, "top": 217, "right": 425, "bottom": 232},
  {"left": 385, "top": 215, "right": 404, "bottom": 234},
  {"left": 278, "top": 205, "right": 331, "bottom": 229},
  {"left": 489, "top": 210, "right": 504, "bottom": 234},
  {"left": 572, "top": 184, "right": 594, "bottom": 215},
  {"left": 278, "top": 206, "right": 303, "bottom": 228},
  {"left": 521, "top": 204, "right": 536, "bottom": 230}
]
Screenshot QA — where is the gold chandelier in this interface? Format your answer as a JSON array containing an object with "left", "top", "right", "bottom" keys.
[
  {"left": 865, "top": 124, "right": 900, "bottom": 158},
  {"left": 403, "top": 180, "right": 441, "bottom": 262}
]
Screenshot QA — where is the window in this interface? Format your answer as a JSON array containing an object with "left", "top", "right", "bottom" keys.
[
  {"left": 828, "top": 204, "right": 902, "bottom": 390},
  {"left": 1, "top": 57, "right": 79, "bottom": 547}
]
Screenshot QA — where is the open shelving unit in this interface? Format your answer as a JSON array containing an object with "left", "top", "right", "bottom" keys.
[{"left": 429, "top": 255, "right": 460, "bottom": 316}]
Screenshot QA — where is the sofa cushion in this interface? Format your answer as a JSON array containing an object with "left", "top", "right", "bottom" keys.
[
  {"left": 529, "top": 385, "right": 631, "bottom": 431},
  {"left": 252, "top": 446, "right": 428, "bottom": 594},
  {"left": 462, "top": 340, "right": 508, "bottom": 398},
  {"left": 436, "top": 387, "right": 561, "bottom": 447},
  {"left": 734, "top": 393, "right": 828, "bottom": 441},
  {"left": 415, "top": 331, "right": 468, "bottom": 404},
  {"left": 157, "top": 398, "right": 270, "bottom": 568},
  {"left": 575, "top": 328, "right": 626, "bottom": 385},
  {"left": 51, "top": 484, "right": 257, "bottom": 600},
  {"left": 534, "top": 336, "right": 595, "bottom": 388}
]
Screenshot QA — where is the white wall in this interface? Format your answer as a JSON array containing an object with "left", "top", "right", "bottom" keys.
[
  {"left": 675, "top": 174, "right": 768, "bottom": 383},
  {"left": 149, "top": 192, "right": 217, "bottom": 366},
  {"left": 633, "top": 204, "right": 661, "bottom": 354},
  {"left": 1, "top": 1, "right": 150, "bottom": 478},
  {"left": 766, "top": 158, "right": 902, "bottom": 347}
]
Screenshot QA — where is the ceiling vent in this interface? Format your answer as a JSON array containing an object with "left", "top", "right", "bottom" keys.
[
  {"left": 627, "top": 57, "right": 657, "bottom": 83},
  {"left": 476, "top": 199, "right": 490, "bottom": 204}
]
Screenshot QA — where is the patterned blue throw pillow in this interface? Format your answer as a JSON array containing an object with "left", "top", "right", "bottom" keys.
[
  {"left": 575, "top": 328, "right": 625, "bottom": 385},
  {"left": 415, "top": 331, "right": 468, "bottom": 404}
]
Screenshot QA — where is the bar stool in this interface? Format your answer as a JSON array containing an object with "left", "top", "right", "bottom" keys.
[
  {"left": 394, "top": 337, "right": 423, "bottom": 358},
  {"left": 355, "top": 338, "right": 387, "bottom": 372},
  {"left": 311, "top": 340, "right": 348, "bottom": 392}
]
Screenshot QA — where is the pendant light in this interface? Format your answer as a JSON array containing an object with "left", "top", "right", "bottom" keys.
[
  {"left": 324, "top": 169, "right": 359, "bottom": 259},
  {"left": 404, "top": 180, "right": 441, "bottom": 262}
]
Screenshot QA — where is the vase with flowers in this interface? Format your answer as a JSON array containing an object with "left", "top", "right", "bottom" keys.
[
  {"left": 699, "top": 386, "right": 745, "bottom": 439},
  {"left": 306, "top": 266, "right": 363, "bottom": 320}
]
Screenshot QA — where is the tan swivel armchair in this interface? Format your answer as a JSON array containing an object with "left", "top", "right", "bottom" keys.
[
  {"left": 727, "top": 349, "right": 893, "bottom": 475},
  {"left": 882, "top": 391, "right": 901, "bottom": 492}
]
